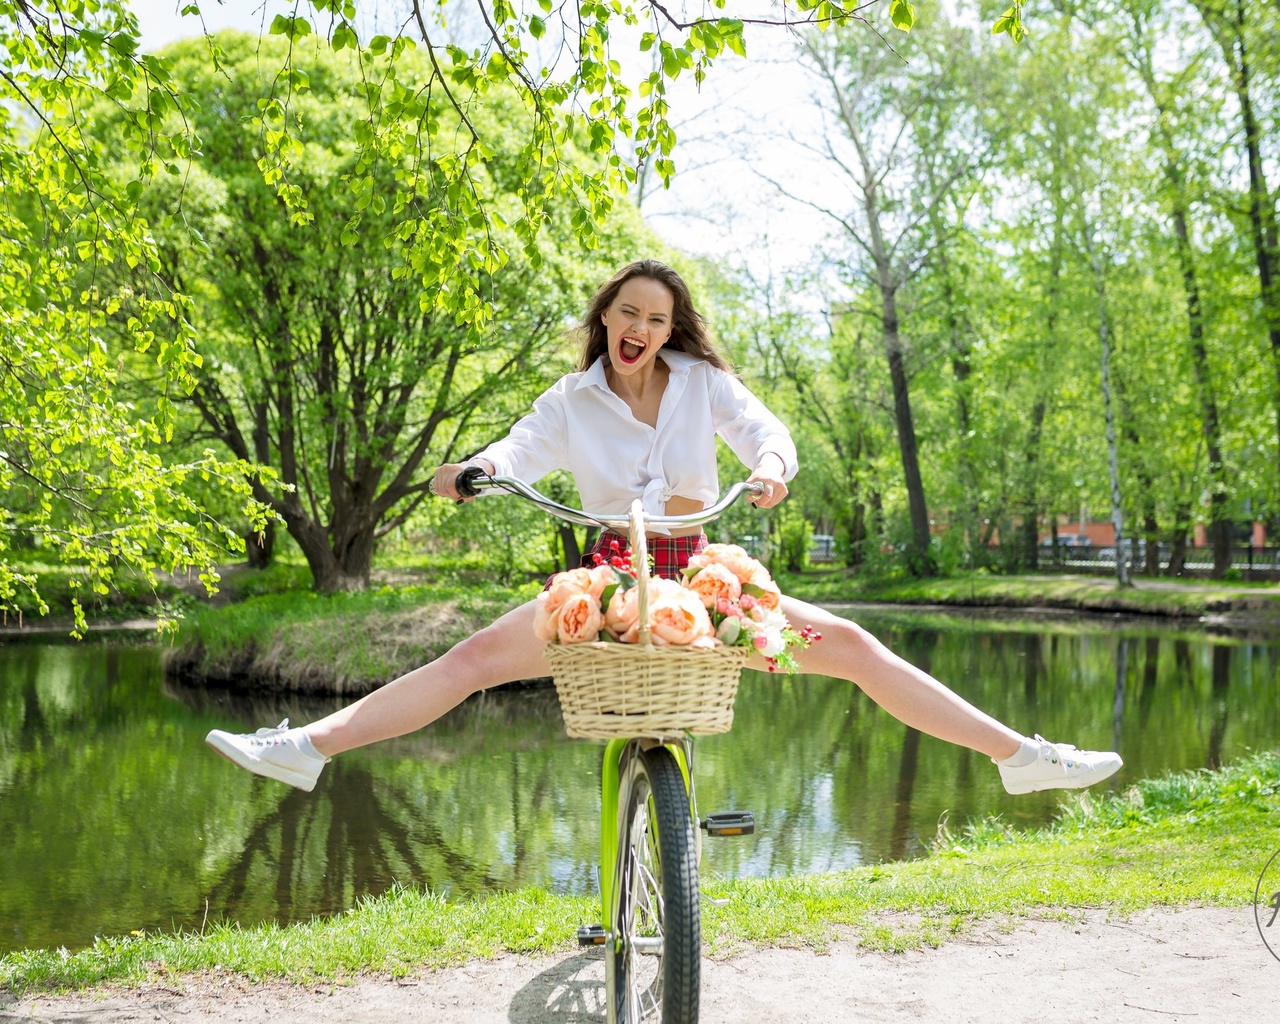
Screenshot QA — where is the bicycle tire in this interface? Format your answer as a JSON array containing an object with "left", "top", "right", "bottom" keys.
[{"left": 613, "top": 745, "right": 700, "bottom": 1024}]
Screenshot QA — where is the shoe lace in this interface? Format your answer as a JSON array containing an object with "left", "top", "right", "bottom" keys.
[{"left": 251, "top": 719, "right": 291, "bottom": 745}]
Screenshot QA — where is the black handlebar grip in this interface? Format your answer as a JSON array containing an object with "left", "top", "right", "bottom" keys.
[{"left": 456, "top": 466, "right": 485, "bottom": 498}]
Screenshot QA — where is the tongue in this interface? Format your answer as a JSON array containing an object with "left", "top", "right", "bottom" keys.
[{"left": 621, "top": 340, "right": 644, "bottom": 362}]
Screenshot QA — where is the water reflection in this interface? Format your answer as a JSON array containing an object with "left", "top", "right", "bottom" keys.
[{"left": 2, "top": 611, "right": 1278, "bottom": 954}]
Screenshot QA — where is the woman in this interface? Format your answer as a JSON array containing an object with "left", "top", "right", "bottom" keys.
[{"left": 207, "top": 260, "right": 1122, "bottom": 796}]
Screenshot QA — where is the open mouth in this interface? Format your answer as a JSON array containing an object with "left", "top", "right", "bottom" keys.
[{"left": 618, "top": 337, "right": 646, "bottom": 365}]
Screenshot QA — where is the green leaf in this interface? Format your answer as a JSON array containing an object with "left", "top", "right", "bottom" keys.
[
  {"left": 890, "top": 0, "right": 916, "bottom": 31},
  {"left": 529, "top": 16, "right": 546, "bottom": 39},
  {"left": 269, "top": 14, "right": 312, "bottom": 39}
]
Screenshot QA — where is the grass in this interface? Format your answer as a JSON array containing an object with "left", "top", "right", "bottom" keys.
[
  {"left": 775, "top": 568, "right": 1280, "bottom": 619},
  {"left": 4, "top": 751, "right": 1276, "bottom": 993},
  {"left": 166, "top": 579, "right": 541, "bottom": 692}
]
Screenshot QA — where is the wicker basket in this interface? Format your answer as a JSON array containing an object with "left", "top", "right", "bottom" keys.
[{"left": 545, "top": 500, "right": 750, "bottom": 739}]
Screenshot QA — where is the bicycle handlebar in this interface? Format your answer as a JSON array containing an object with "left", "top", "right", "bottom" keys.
[{"left": 432, "top": 467, "right": 763, "bottom": 532}]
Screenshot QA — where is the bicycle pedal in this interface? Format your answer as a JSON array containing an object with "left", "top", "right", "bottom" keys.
[
  {"left": 577, "top": 924, "right": 608, "bottom": 946},
  {"left": 701, "top": 811, "right": 755, "bottom": 836}
]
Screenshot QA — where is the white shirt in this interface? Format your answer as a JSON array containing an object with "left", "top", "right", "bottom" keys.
[{"left": 476, "top": 350, "right": 798, "bottom": 530}]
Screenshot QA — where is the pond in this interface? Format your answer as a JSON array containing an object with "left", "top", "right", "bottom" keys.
[{"left": 3, "top": 607, "right": 1278, "bottom": 954}]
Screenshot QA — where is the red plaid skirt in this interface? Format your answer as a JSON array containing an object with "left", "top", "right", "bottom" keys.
[
  {"left": 544, "top": 532, "right": 707, "bottom": 588},
  {"left": 582, "top": 531, "right": 708, "bottom": 580}
]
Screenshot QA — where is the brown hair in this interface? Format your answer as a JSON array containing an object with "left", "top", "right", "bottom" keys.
[{"left": 576, "top": 259, "right": 733, "bottom": 373}]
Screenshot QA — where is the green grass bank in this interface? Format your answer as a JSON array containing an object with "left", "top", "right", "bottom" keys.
[
  {"left": 775, "top": 569, "right": 1280, "bottom": 620},
  {"left": 163, "top": 575, "right": 542, "bottom": 694},
  {"left": 4, "top": 751, "right": 1277, "bottom": 993}
]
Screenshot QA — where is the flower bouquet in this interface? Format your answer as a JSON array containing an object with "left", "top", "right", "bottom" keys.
[{"left": 537, "top": 521, "right": 818, "bottom": 738}]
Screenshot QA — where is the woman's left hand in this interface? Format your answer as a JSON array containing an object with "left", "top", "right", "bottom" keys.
[{"left": 747, "top": 453, "right": 788, "bottom": 509}]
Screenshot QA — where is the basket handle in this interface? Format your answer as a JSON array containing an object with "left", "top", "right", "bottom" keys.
[{"left": 629, "top": 499, "right": 651, "bottom": 647}]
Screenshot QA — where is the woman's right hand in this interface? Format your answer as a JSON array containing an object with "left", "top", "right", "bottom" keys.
[{"left": 432, "top": 460, "right": 493, "bottom": 501}]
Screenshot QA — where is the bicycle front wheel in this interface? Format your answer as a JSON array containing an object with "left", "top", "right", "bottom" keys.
[{"left": 613, "top": 745, "right": 700, "bottom": 1024}]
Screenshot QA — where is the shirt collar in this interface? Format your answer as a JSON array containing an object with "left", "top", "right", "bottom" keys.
[{"left": 576, "top": 349, "right": 698, "bottom": 393}]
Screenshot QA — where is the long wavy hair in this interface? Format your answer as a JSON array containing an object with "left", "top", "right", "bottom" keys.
[{"left": 576, "top": 260, "right": 733, "bottom": 373}]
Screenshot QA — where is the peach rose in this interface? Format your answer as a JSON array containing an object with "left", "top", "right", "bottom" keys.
[
  {"left": 604, "top": 584, "right": 642, "bottom": 643},
  {"left": 684, "top": 562, "right": 742, "bottom": 608},
  {"left": 754, "top": 578, "right": 782, "bottom": 612},
  {"left": 545, "top": 568, "right": 595, "bottom": 610},
  {"left": 533, "top": 590, "right": 562, "bottom": 641},
  {"left": 689, "top": 543, "right": 763, "bottom": 585},
  {"left": 648, "top": 580, "right": 714, "bottom": 646},
  {"left": 587, "top": 563, "right": 618, "bottom": 600},
  {"left": 557, "top": 590, "right": 604, "bottom": 644}
]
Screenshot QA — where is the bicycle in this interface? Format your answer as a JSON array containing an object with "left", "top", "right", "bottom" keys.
[{"left": 447, "top": 467, "right": 762, "bottom": 1024}]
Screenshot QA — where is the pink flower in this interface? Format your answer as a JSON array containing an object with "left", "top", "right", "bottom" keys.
[
  {"left": 545, "top": 568, "right": 594, "bottom": 609},
  {"left": 557, "top": 591, "right": 604, "bottom": 644},
  {"left": 587, "top": 564, "right": 618, "bottom": 600},
  {"left": 533, "top": 590, "right": 562, "bottom": 641},
  {"left": 684, "top": 562, "right": 742, "bottom": 608},
  {"left": 648, "top": 579, "right": 714, "bottom": 646},
  {"left": 755, "top": 579, "right": 782, "bottom": 612},
  {"left": 688, "top": 544, "right": 762, "bottom": 585},
  {"left": 604, "top": 584, "right": 642, "bottom": 642}
]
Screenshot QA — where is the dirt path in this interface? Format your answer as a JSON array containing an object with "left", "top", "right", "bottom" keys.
[{"left": 4, "top": 908, "right": 1275, "bottom": 1023}]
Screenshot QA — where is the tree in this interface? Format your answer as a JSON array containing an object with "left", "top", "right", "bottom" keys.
[
  {"left": 790, "top": 14, "right": 991, "bottom": 575},
  {"left": 129, "top": 34, "right": 655, "bottom": 591},
  {"left": 0, "top": 0, "right": 270, "bottom": 629},
  {"left": 1189, "top": 0, "right": 1280, "bottom": 485},
  {"left": 1124, "top": 0, "right": 1234, "bottom": 576}
]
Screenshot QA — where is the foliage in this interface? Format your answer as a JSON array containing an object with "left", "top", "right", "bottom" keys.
[
  {"left": 0, "top": 0, "right": 273, "bottom": 632},
  {"left": 122, "top": 32, "right": 664, "bottom": 591}
]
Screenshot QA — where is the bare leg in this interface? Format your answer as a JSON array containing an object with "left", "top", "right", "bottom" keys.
[
  {"left": 304, "top": 599, "right": 548, "bottom": 756},
  {"left": 748, "top": 596, "right": 1023, "bottom": 761}
]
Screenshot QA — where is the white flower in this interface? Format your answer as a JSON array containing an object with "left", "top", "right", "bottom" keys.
[{"left": 757, "top": 627, "right": 786, "bottom": 658}]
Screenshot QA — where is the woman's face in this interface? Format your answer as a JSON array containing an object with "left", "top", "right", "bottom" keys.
[{"left": 600, "top": 276, "right": 675, "bottom": 377}]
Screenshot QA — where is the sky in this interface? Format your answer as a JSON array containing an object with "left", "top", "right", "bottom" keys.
[{"left": 132, "top": 0, "right": 842, "bottom": 281}]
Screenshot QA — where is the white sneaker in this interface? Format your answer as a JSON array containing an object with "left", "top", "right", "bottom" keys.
[
  {"left": 997, "top": 735, "right": 1123, "bottom": 795},
  {"left": 205, "top": 719, "right": 329, "bottom": 792}
]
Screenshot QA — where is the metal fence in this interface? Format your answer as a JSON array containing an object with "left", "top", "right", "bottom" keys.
[{"left": 1037, "top": 543, "right": 1280, "bottom": 580}]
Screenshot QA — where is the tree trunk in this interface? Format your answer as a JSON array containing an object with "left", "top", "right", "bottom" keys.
[
  {"left": 1080, "top": 222, "right": 1131, "bottom": 588},
  {"left": 245, "top": 522, "right": 276, "bottom": 569},
  {"left": 1166, "top": 502, "right": 1192, "bottom": 577},
  {"left": 1142, "top": 510, "right": 1161, "bottom": 577},
  {"left": 932, "top": 229, "right": 983, "bottom": 569},
  {"left": 245, "top": 398, "right": 275, "bottom": 569},
  {"left": 1172, "top": 202, "right": 1232, "bottom": 578},
  {"left": 881, "top": 280, "right": 934, "bottom": 575},
  {"left": 1134, "top": 30, "right": 1233, "bottom": 579},
  {"left": 1196, "top": 0, "right": 1280, "bottom": 482},
  {"left": 1020, "top": 399, "right": 1048, "bottom": 571},
  {"left": 1227, "top": 0, "right": 1280, "bottom": 485},
  {"left": 1021, "top": 174, "right": 1068, "bottom": 575}
]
